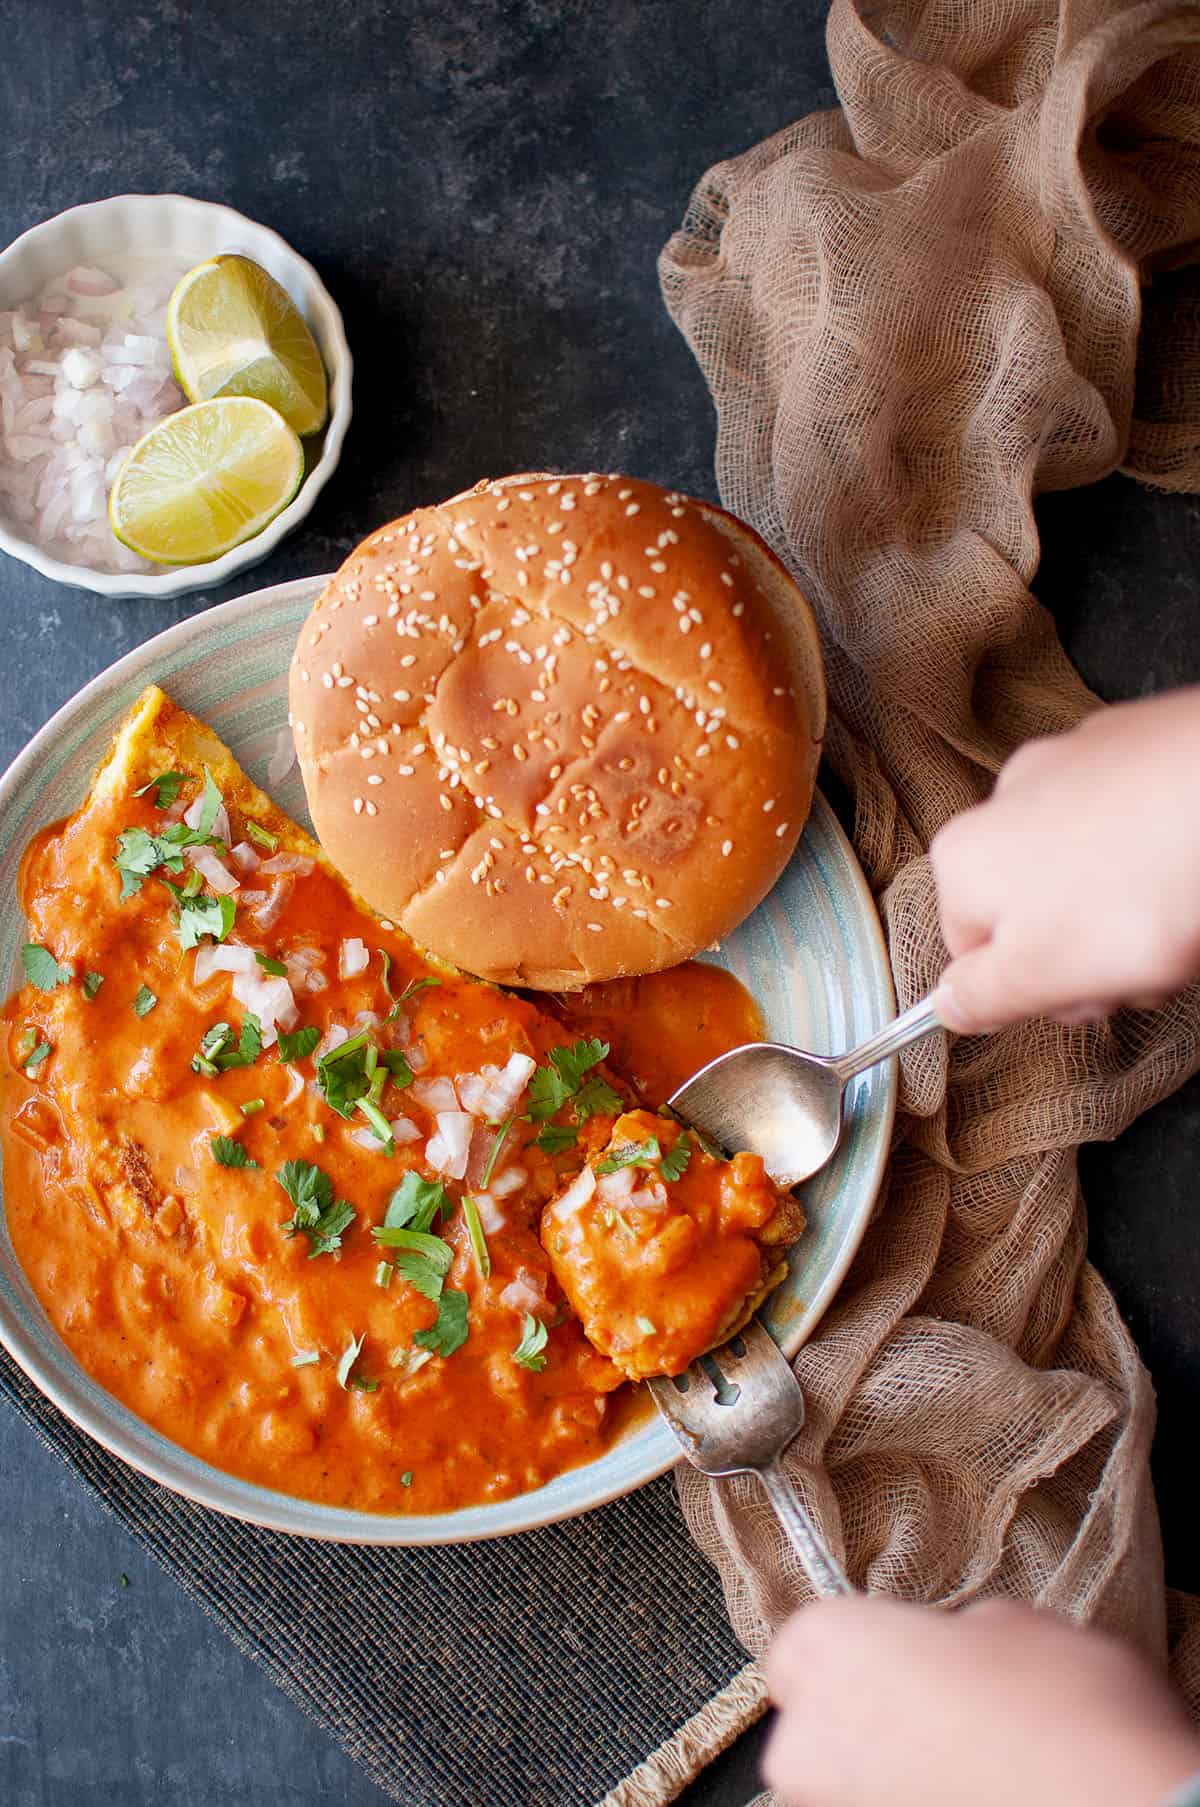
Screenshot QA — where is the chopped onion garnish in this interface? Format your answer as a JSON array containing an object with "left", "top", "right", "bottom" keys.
[
  {"left": 425, "top": 1109, "right": 472, "bottom": 1179},
  {"left": 628, "top": 1182, "right": 669, "bottom": 1213},
  {"left": 184, "top": 844, "right": 240, "bottom": 895},
  {"left": 282, "top": 1065, "right": 306, "bottom": 1106},
  {"left": 258, "top": 852, "right": 313, "bottom": 876},
  {"left": 240, "top": 875, "right": 293, "bottom": 931},
  {"left": 191, "top": 941, "right": 297, "bottom": 1047},
  {"left": 184, "top": 793, "right": 231, "bottom": 847},
  {"left": 490, "top": 1165, "right": 528, "bottom": 1200},
  {"left": 472, "top": 1191, "right": 506, "bottom": 1233},
  {"left": 315, "top": 1023, "right": 350, "bottom": 1061},
  {"left": 406, "top": 1044, "right": 428, "bottom": 1072},
  {"left": 390, "top": 1116, "right": 421, "bottom": 1145},
  {"left": 339, "top": 938, "right": 370, "bottom": 979},
  {"left": 499, "top": 1273, "right": 545, "bottom": 1314},
  {"left": 597, "top": 1166, "right": 637, "bottom": 1202},
  {"left": 552, "top": 1165, "right": 596, "bottom": 1218},
  {"left": 411, "top": 1075, "right": 458, "bottom": 1113},
  {"left": 230, "top": 841, "right": 261, "bottom": 873}
]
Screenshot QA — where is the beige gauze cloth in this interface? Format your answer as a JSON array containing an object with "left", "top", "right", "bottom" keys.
[{"left": 658, "top": 0, "right": 1200, "bottom": 1720}]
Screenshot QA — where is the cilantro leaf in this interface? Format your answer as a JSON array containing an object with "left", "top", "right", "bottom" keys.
[
  {"left": 82, "top": 971, "right": 105, "bottom": 1000},
  {"left": 277, "top": 1025, "right": 320, "bottom": 1064},
  {"left": 413, "top": 1288, "right": 469, "bottom": 1358},
  {"left": 574, "top": 1075, "right": 624, "bottom": 1121},
  {"left": 277, "top": 1158, "right": 356, "bottom": 1257},
  {"left": 382, "top": 1172, "right": 449, "bottom": 1235},
  {"left": 400, "top": 976, "right": 441, "bottom": 1004},
  {"left": 379, "top": 1049, "right": 413, "bottom": 1088},
  {"left": 22, "top": 1040, "right": 52, "bottom": 1071},
  {"left": 211, "top": 1135, "right": 258, "bottom": 1169},
  {"left": 379, "top": 949, "right": 394, "bottom": 997},
  {"left": 134, "top": 770, "right": 189, "bottom": 809},
  {"left": 21, "top": 944, "right": 75, "bottom": 992},
  {"left": 245, "top": 820, "right": 277, "bottom": 852},
  {"left": 659, "top": 1132, "right": 693, "bottom": 1183},
  {"left": 114, "top": 827, "right": 167, "bottom": 898},
  {"left": 534, "top": 1122, "right": 577, "bottom": 1155},
  {"left": 374, "top": 1229, "right": 452, "bottom": 1301},
  {"left": 481, "top": 1116, "right": 514, "bottom": 1187},
  {"left": 170, "top": 888, "right": 236, "bottom": 952},
  {"left": 255, "top": 952, "right": 288, "bottom": 977},
  {"left": 315, "top": 1029, "right": 373, "bottom": 1119},
  {"left": 512, "top": 1313, "right": 548, "bottom": 1372},
  {"left": 133, "top": 985, "right": 158, "bottom": 1018},
  {"left": 355, "top": 1096, "right": 395, "bottom": 1153},
  {"left": 195, "top": 768, "right": 223, "bottom": 836},
  {"left": 596, "top": 1137, "right": 661, "bottom": 1175},
  {"left": 528, "top": 1038, "right": 610, "bottom": 1120},
  {"left": 193, "top": 1015, "right": 260, "bottom": 1075}
]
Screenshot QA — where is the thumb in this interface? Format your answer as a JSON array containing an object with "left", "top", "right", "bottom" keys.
[{"left": 934, "top": 942, "right": 1032, "bottom": 1034}]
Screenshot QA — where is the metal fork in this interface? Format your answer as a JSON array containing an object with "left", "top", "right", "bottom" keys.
[{"left": 648, "top": 1318, "right": 853, "bottom": 1597}]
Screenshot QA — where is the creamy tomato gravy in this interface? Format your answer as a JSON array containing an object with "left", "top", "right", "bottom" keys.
[{"left": 2, "top": 789, "right": 760, "bottom": 1515}]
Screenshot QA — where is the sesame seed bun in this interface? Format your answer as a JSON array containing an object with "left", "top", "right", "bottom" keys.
[{"left": 289, "top": 473, "right": 826, "bottom": 989}]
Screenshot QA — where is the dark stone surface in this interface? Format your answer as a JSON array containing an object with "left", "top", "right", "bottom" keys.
[{"left": 0, "top": 3, "right": 1196, "bottom": 1805}]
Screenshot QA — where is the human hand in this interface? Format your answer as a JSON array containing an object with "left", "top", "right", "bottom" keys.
[
  {"left": 763, "top": 1596, "right": 1200, "bottom": 1807},
  {"left": 930, "top": 687, "right": 1200, "bottom": 1032}
]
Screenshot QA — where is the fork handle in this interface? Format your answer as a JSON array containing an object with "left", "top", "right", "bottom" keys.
[{"left": 757, "top": 1458, "right": 853, "bottom": 1598}]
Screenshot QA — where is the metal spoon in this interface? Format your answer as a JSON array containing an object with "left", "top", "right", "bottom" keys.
[{"left": 668, "top": 992, "right": 944, "bottom": 1185}]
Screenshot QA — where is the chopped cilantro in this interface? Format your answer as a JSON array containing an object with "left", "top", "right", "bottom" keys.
[
  {"left": 245, "top": 820, "right": 277, "bottom": 852},
  {"left": 461, "top": 1195, "right": 490, "bottom": 1277},
  {"left": 277, "top": 1025, "right": 320, "bottom": 1064},
  {"left": 315, "top": 1029, "right": 373, "bottom": 1119},
  {"left": 375, "top": 1259, "right": 394, "bottom": 1289},
  {"left": 375, "top": 1230, "right": 452, "bottom": 1300},
  {"left": 382, "top": 1171, "right": 449, "bottom": 1235},
  {"left": 379, "top": 1048, "right": 413, "bottom": 1088},
  {"left": 335, "top": 1331, "right": 366, "bottom": 1390},
  {"left": 512, "top": 1313, "right": 548, "bottom": 1372},
  {"left": 193, "top": 1015, "right": 261, "bottom": 1076},
  {"left": 350, "top": 1375, "right": 379, "bottom": 1393},
  {"left": 573, "top": 1075, "right": 624, "bottom": 1121},
  {"left": 291, "top": 1350, "right": 319, "bottom": 1367},
  {"left": 528, "top": 1038, "right": 610, "bottom": 1120},
  {"left": 82, "top": 970, "right": 105, "bottom": 1001},
  {"left": 22, "top": 1040, "right": 52, "bottom": 1071},
  {"left": 114, "top": 827, "right": 167, "bottom": 898},
  {"left": 21, "top": 944, "right": 74, "bottom": 991},
  {"left": 386, "top": 975, "right": 441, "bottom": 1021},
  {"left": 636, "top": 1315, "right": 658, "bottom": 1337},
  {"left": 355, "top": 1096, "right": 394, "bottom": 1153},
  {"left": 533, "top": 1122, "right": 577, "bottom": 1155},
  {"left": 660, "top": 1131, "right": 693, "bottom": 1183},
  {"left": 240, "top": 1099, "right": 265, "bottom": 1116},
  {"left": 195, "top": 767, "right": 223, "bottom": 836},
  {"left": 413, "top": 1288, "right": 469, "bottom": 1358},
  {"left": 211, "top": 1135, "right": 258, "bottom": 1169},
  {"left": 119, "top": 1572, "right": 130, "bottom": 1589},
  {"left": 255, "top": 952, "right": 288, "bottom": 977},
  {"left": 597, "top": 1137, "right": 661, "bottom": 1175},
  {"left": 134, "top": 770, "right": 188, "bottom": 809},
  {"left": 400, "top": 1471, "right": 413, "bottom": 1487},
  {"left": 481, "top": 1116, "right": 513, "bottom": 1187},
  {"left": 133, "top": 985, "right": 158, "bottom": 1018},
  {"left": 277, "top": 1158, "right": 356, "bottom": 1257},
  {"left": 169, "top": 887, "right": 236, "bottom": 952},
  {"left": 379, "top": 949, "right": 394, "bottom": 997}
]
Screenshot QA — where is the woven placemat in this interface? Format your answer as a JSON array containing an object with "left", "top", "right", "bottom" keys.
[{"left": 0, "top": 1343, "right": 764, "bottom": 1807}]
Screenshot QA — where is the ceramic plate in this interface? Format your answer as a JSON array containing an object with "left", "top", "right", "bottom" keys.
[{"left": 0, "top": 575, "right": 896, "bottom": 1543}]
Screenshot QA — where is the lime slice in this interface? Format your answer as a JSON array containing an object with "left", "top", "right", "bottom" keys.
[
  {"left": 167, "top": 255, "right": 329, "bottom": 437},
  {"left": 109, "top": 397, "right": 304, "bottom": 565}
]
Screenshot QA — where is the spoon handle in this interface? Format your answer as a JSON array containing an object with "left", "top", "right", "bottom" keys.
[
  {"left": 756, "top": 1457, "right": 853, "bottom": 1597},
  {"left": 831, "top": 992, "right": 944, "bottom": 1083}
]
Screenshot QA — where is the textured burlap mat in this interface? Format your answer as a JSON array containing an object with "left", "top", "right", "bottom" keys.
[{"left": 657, "top": 0, "right": 1200, "bottom": 1774}]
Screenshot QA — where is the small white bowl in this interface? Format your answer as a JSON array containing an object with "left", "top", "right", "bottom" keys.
[{"left": 0, "top": 193, "right": 352, "bottom": 600}]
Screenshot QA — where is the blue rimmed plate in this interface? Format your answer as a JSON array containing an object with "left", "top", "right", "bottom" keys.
[{"left": 0, "top": 575, "right": 896, "bottom": 1543}]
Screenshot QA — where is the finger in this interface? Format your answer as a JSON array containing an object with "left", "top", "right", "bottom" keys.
[
  {"left": 1048, "top": 1000, "right": 1120, "bottom": 1026},
  {"left": 934, "top": 941, "right": 1045, "bottom": 1033},
  {"left": 928, "top": 817, "right": 996, "bottom": 959}
]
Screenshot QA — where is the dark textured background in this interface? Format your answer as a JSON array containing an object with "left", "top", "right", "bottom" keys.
[{"left": 0, "top": 3, "right": 1197, "bottom": 1804}]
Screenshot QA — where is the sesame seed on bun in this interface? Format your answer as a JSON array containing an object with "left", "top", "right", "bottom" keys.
[{"left": 289, "top": 473, "right": 826, "bottom": 989}]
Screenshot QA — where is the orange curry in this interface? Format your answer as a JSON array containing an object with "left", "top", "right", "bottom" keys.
[{"left": 1, "top": 762, "right": 768, "bottom": 1515}]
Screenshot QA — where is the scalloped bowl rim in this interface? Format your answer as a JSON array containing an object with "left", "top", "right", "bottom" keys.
[{"left": 0, "top": 194, "right": 352, "bottom": 598}]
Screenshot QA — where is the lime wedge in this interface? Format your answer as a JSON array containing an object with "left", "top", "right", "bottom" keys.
[
  {"left": 109, "top": 397, "right": 304, "bottom": 565},
  {"left": 167, "top": 255, "right": 329, "bottom": 436}
]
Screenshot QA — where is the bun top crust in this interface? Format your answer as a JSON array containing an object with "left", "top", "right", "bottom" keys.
[{"left": 289, "top": 473, "right": 826, "bottom": 989}]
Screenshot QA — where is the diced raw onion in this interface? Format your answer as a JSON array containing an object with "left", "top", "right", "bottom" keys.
[
  {"left": 258, "top": 852, "right": 313, "bottom": 876},
  {"left": 351, "top": 1126, "right": 382, "bottom": 1150},
  {"left": 552, "top": 1165, "right": 597, "bottom": 1217},
  {"left": 456, "top": 1072, "right": 489, "bottom": 1116},
  {"left": 390, "top": 1116, "right": 421, "bottom": 1145},
  {"left": 499, "top": 1272, "right": 545, "bottom": 1314},
  {"left": 490, "top": 1165, "right": 527, "bottom": 1200},
  {"left": 240, "top": 875, "right": 293, "bottom": 931},
  {"left": 192, "top": 942, "right": 298, "bottom": 1047},
  {"left": 315, "top": 1023, "right": 350, "bottom": 1060},
  {"left": 174, "top": 1165, "right": 198, "bottom": 1194},
  {"left": 411, "top": 1075, "right": 458, "bottom": 1113},
  {"left": 282, "top": 1066, "right": 306, "bottom": 1106},
  {"left": 305, "top": 971, "right": 328, "bottom": 994},
  {"left": 184, "top": 844, "right": 240, "bottom": 895},
  {"left": 230, "top": 841, "right": 261, "bottom": 873},
  {"left": 339, "top": 938, "right": 369, "bottom": 979},
  {"left": 194, "top": 943, "right": 258, "bottom": 985},
  {"left": 628, "top": 1182, "right": 669, "bottom": 1213},
  {"left": 406, "top": 1044, "right": 428, "bottom": 1072},
  {"left": 425, "top": 1109, "right": 472, "bottom": 1179},
  {"left": 350, "top": 1009, "right": 380, "bottom": 1032},
  {"left": 455, "top": 1052, "right": 537, "bottom": 1121},
  {"left": 472, "top": 1191, "right": 505, "bottom": 1233},
  {"left": 597, "top": 1166, "right": 637, "bottom": 1203},
  {"left": 184, "top": 794, "right": 231, "bottom": 847}
]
